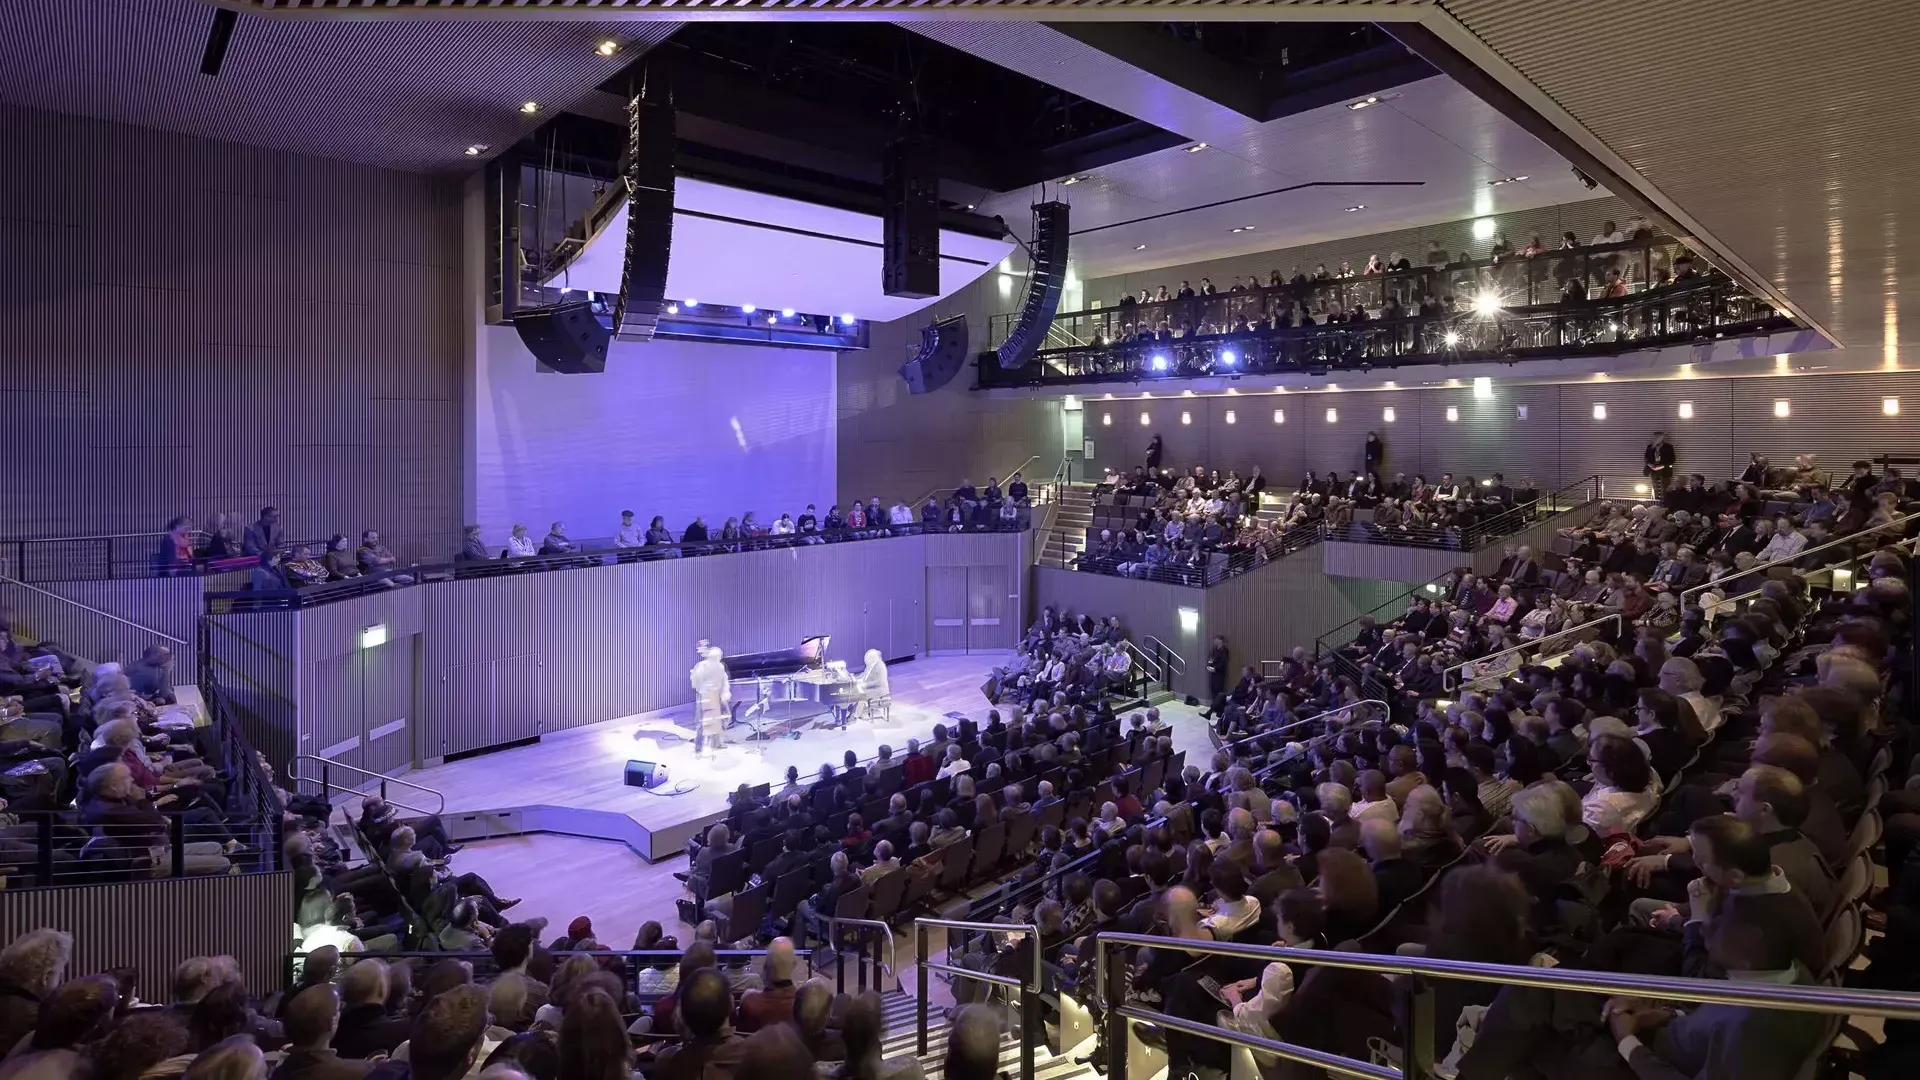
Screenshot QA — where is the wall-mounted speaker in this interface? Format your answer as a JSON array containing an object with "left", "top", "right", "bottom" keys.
[
  {"left": 613, "top": 95, "right": 677, "bottom": 343},
  {"left": 883, "top": 139, "right": 940, "bottom": 299},
  {"left": 513, "top": 301, "right": 610, "bottom": 374},
  {"left": 899, "top": 315, "right": 969, "bottom": 395},
  {"left": 994, "top": 202, "right": 1070, "bottom": 370}
]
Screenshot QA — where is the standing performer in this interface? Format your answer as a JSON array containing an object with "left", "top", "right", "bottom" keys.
[{"left": 690, "top": 645, "right": 731, "bottom": 755}]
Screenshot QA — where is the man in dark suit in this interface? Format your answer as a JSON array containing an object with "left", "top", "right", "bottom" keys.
[
  {"left": 1205, "top": 636, "right": 1230, "bottom": 701},
  {"left": 1361, "top": 819, "right": 1423, "bottom": 915},
  {"left": 1248, "top": 828, "right": 1305, "bottom": 905},
  {"left": 331, "top": 961, "right": 410, "bottom": 1059},
  {"left": 242, "top": 505, "right": 285, "bottom": 556},
  {"left": 273, "top": 986, "right": 374, "bottom": 1080}
]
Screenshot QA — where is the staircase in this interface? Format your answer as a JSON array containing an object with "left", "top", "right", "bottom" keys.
[
  {"left": 1040, "top": 483, "right": 1098, "bottom": 569},
  {"left": 878, "top": 989, "right": 1097, "bottom": 1080}
]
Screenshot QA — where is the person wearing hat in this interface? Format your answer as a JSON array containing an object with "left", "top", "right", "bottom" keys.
[{"left": 548, "top": 916, "right": 596, "bottom": 952}]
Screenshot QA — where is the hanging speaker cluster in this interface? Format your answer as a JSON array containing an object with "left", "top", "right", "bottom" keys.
[
  {"left": 882, "top": 139, "right": 940, "bottom": 299},
  {"left": 993, "top": 202, "right": 1070, "bottom": 370},
  {"left": 612, "top": 94, "right": 677, "bottom": 344},
  {"left": 899, "top": 316, "right": 970, "bottom": 396}
]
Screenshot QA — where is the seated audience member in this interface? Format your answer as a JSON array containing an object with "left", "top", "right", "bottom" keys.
[
  {"left": 273, "top": 985, "right": 374, "bottom": 1080},
  {"left": 356, "top": 531, "right": 404, "bottom": 578},
  {"left": 538, "top": 523, "right": 577, "bottom": 556},
  {"left": 505, "top": 525, "right": 538, "bottom": 558},
  {"left": 1582, "top": 734, "right": 1657, "bottom": 836},
  {"left": 653, "top": 968, "right": 745, "bottom": 1080},
  {"left": 322, "top": 535, "right": 361, "bottom": 581},
  {"left": 833, "top": 991, "right": 922, "bottom": 1080},
  {"left": 460, "top": 526, "right": 489, "bottom": 561},
  {"left": 1360, "top": 818, "right": 1423, "bottom": 914},
  {"left": 737, "top": 939, "right": 799, "bottom": 1032}
]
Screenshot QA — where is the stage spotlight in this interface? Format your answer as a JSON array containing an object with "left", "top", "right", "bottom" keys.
[{"left": 1149, "top": 353, "right": 1170, "bottom": 372}]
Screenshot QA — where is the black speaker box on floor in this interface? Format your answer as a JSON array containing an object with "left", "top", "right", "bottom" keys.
[
  {"left": 899, "top": 315, "right": 970, "bottom": 395},
  {"left": 513, "top": 301, "right": 610, "bottom": 374},
  {"left": 624, "top": 759, "right": 668, "bottom": 789}
]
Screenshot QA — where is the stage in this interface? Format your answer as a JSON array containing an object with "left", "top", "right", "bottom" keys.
[{"left": 404, "top": 652, "right": 1014, "bottom": 862}]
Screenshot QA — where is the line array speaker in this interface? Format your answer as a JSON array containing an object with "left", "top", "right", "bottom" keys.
[
  {"left": 513, "top": 301, "right": 610, "bottom": 374},
  {"left": 899, "top": 315, "right": 970, "bottom": 395},
  {"left": 613, "top": 94, "right": 677, "bottom": 343},
  {"left": 883, "top": 139, "right": 940, "bottom": 299},
  {"left": 993, "top": 201, "right": 1069, "bottom": 370}
]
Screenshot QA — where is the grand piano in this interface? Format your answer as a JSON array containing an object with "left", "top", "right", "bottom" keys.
[{"left": 723, "top": 635, "right": 863, "bottom": 735}]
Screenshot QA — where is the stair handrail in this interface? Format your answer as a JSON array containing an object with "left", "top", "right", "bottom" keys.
[
  {"left": 1678, "top": 509, "right": 1920, "bottom": 610},
  {"left": 1312, "top": 565, "right": 1469, "bottom": 659},
  {"left": 1087, "top": 932, "right": 1920, "bottom": 1080},
  {"left": 825, "top": 916, "right": 897, "bottom": 994},
  {"left": 0, "top": 572, "right": 189, "bottom": 646},
  {"left": 911, "top": 455, "right": 1041, "bottom": 513},
  {"left": 1140, "top": 634, "right": 1186, "bottom": 674},
  {"left": 290, "top": 754, "right": 446, "bottom": 816},
  {"left": 1219, "top": 699, "right": 1389, "bottom": 757},
  {"left": 1440, "top": 612, "right": 1622, "bottom": 691},
  {"left": 1118, "top": 639, "right": 1165, "bottom": 687},
  {"left": 914, "top": 917, "right": 1041, "bottom": 1080}
]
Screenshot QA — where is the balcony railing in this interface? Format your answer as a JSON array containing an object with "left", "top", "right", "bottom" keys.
[
  {"left": 993, "top": 234, "right": 1698, "bottom": 349},
  {"left": 979, "top": 275, "right": 1790, "bottom": 389}
]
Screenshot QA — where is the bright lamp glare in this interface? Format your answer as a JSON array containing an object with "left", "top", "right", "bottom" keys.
[
  {"left": 1443, "top": 330, "right": 1461, "bottom": 346},
  {"left": 741, "top": 305, "right": 756, "bottom": 314},
  {"left": 1149, "top": 353, "right": 1170, "bottom": 372},
  {"left": 684, "top": 299, "right": 699, "bottom": 308},
  {"left": 1473, "top": 293, "right": 1501, "bottom": 315},
  {"left": 781, "top": 308, "right": 796, "bottom": 318},
  {"left": 1219, "top": 349, "right": 1237, "bottom": 366},
  {"left": 1885, "top": 397, "right": 1901, "bottom": 416},
  {"left": 839, "top": 313, "right": 856, "bottom": 326},
  {"left": 1472, "top": 376, "right": 1492, "bottom": 399}
]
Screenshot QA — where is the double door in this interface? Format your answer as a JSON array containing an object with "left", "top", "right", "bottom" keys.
[
  {"left": 927, "top": 564, "right": 1015, "bottom": 654},
  {"left": 304, "top": 636, "right": 416, "bottom": 777},
  {"left": 436, "top": 653, "right": 546, "bottom": 758}
]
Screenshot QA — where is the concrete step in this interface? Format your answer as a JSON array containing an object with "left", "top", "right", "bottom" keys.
[{"left": 879, "top": 990, "right": 1096, "bottom": 1080}]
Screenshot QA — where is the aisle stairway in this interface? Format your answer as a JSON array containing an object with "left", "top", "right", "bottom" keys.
[
  {"left": 1040, "top": 483, "right": 1098, "bottom": 568},
  {"left": 878, "top": 989, "right": 1098, "bottom": 1080}
]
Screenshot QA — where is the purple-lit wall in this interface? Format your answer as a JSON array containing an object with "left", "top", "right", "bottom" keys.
[{"left": 469, "top": 325, "right": 837, "bottom": 545}]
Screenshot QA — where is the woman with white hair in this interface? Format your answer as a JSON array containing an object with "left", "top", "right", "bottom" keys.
[
  {"left": 78, "top": 764, "right": 235, "bottom": 876},
  {"left": 0, "top": 929, "right": 72, "bottom": 1052},
  {"left": 1398, "top": 784, "right": 1461, "bottom": 867}
]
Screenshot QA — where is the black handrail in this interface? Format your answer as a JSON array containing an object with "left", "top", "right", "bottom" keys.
[
  {"left": 1062, "top": 520, "right": 1325, "bottom": 588},
  {"left": 979, "top": 276, "right": 1788, "bottom": 388},
  {"left": 989, "top": 234, "right": 1694, "bottom": 348},
  {"left": 1322, "top": 474, "right": 1601, "bottom": 552}
]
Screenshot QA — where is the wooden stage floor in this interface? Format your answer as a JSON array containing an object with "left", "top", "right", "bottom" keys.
[{"left": 406, "top": 652, "right": 1018, "bottom": 861}]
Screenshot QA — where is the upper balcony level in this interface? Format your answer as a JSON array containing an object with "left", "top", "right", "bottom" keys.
[{"left": 980, "top": 236, "right": 1797, "bottom": 390}]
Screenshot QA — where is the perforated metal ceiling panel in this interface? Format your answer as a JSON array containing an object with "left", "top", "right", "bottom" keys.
[
  {"left": 0, "top": 0, "right": 667, "bottom": 172},
  {"left": 1435, "top": 0, "right": 1916, "bottom": 350}
]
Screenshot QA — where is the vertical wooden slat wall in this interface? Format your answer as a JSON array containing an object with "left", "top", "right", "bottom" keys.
[
  {"left": 0, "top": 873, "right": 294, "bottom": 1004},
  {"left": 0, "top": 103, "right": 463, "bottom": 564}
]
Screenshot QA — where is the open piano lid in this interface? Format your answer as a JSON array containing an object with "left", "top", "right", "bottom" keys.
[{"left": 723, "top": 635, "right": 829, "bottom": 680}]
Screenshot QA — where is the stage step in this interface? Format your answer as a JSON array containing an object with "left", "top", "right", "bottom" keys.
[{"left": 878, "top": 990, "right": 1096, "bottom": 1080}]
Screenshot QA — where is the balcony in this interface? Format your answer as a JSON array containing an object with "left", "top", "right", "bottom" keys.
[{"left": 980, "top": 236, "right": 1797, "bottom": 389}]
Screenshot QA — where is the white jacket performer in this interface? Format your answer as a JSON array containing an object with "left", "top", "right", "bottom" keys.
[{"left": 691, "top": 645, "right": 731, "bottom": 752}]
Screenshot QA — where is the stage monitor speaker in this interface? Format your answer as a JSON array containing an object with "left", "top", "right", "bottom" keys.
[
  {"left": 612, "top": 95, "right": 676, "bottom": 343},
  {"left": 513, "top": 301, "right": 610, "bottom": 374},
  {"left": 994, "top": 201, "right": 1070, "bottom": 370},
  {"left": 899, "top": 315, "right": 969, "bottom": 395},
  {"left": 624, "top": 759, "right": 669, "bottom": 789},
  {"left": 883, "top": 139, "right": 940, "bottom": 299}
]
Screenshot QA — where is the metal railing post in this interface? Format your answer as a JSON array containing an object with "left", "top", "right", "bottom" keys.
[
  {"left": 1020, "top": 985, "right": 1038, "bottom": 1080},
  {"left": 169, "top": 813, "right": 186, "bottom": 877},
  {"left": 916, "top": 923, "right": 929, "bottom": 1057},
  {"left": 1103, "top": 942, "right": 1130, "bottom": 1080},
  {"left": 35, "top": 814, "right": 54, "bottom": 886},
  {"left": 1398, "top": 976, "right": 1437, "bottom": 1080}
]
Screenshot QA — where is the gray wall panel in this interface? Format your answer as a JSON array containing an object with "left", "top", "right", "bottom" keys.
[
  {"left": 839, "top": 274, "right": 1064, "bottom": 505},
  {"left": 0, "top": 576, "right": 229, "bottom": 671},
  {"left": 0, "top": 872, "right": 293, "bottom": 1004},
  {"left": 0, "top": 102, "right": 462, "bottom": 564},
  {"left": 203, "top": 613, "right": 299, "bottom": 773},
  {"left": 1322, "top": 542, "right": 1474, "bottom": 586},
  {"left": 1079, "top": 372, "right": 1920, "bottom": 500},
  {"left": 1204, "top": 545, "right": 1409, "bottom": 687}
]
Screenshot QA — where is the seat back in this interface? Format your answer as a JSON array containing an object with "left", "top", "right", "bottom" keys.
[
  {"left": 720, "top": 881, "right": 770, "bottom": 944},
  {"left": 1845, "top": 807, "right": 1883, "bottom": 864},
  {"left": 833, "top": 882, "right": 871, "bottom": 921},
  {"left": 1868, "top": 743, "right": 1893, "bottom": 783},
  {"left": 749, "top": 836, "right": 783, "bottom": 870},
  {"left": 970, "top": 822, "right": 1007, "bottom": 880},
  {"left": 1003, "top": 811, "right": 1037, "bottom": 859},
  {"left": 1823, "top": 904, "right": 1862, "bottom": 979},
  {"left": 1834, "top": 852, "right": 1872, "bottom": 916},
  {"left": 867, "top": 868, "right": 908, "bottom": 922},
  {"left": 1141, "top": 755, "right": 1166, "bottom": 797},
  {"left": 707, "top": 847, "right": 749, "bottom": 899},
  {"left": 1037, "top": 799, "right": 1066, "bottom": 831},
  {"left": 938, "top": 837, "right": 975, "bottom": 890},
  {"left": 902, "top": 865, "right": 936, "bottom": 910},
  {"left": 770, "top": 869, "right": 813, "bottom": 921}
]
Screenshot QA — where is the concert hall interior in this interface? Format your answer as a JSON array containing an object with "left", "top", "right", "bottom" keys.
[{"left": 5, "top": 3, "right": 1920, "bottom": 1079}]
